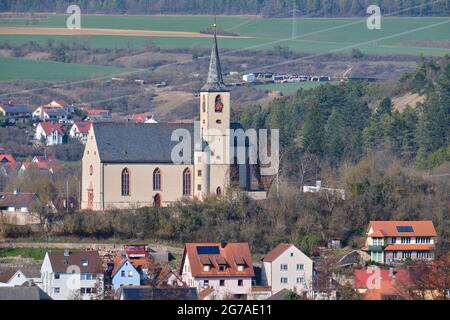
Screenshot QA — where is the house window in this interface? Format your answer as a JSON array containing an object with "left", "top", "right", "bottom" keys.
[
  {"left": 220, "top": 280, "right": 225, "bottom": 287},
  {"left": 297, "top": 264, "right": 304, "bottom": 271},
  {"left": 416, "top": 237, "right": 431, "bottom": 244},
  {"left": 128, "top": 271, "right": 133, "bottom": 277},
  {"left": 297, "top": 277, "right": 304, "bottom": 284},
  {"left": 219, "top": 265, "right": 226, "bottom": 272},
  {"left": 121, "top": 270, "right": 126, "bottom": 277},
  {"left": 290, "top": 253, "right": 294, "bottom": 257},
  {"left": 280, "top": 277, "right": 288, "bottom": 284},
  {"left": 401, "top": 237, "right": 411, "bottom": 244},
  {"left": 80, "top": 288, "right": 92, "bottom": 294},
  {"left": 391, "top": 237, "right": 397, "bottom": 244},
  {"left": 203, "top": 265, "right": 210, "bottom": 272},
  {"left": 280, "top": 264, "right": 288, "bottom": 271},
  {"left": 153, "top": 168, "right": 162, "bottom": 191},
  {"left": 238, "top": 280, "right": 243, "bottom": 287},
  {"left": 183, "top": 168, "right": 191, "bottom": 196},
  {"left": 54, "top": 288, "right": 60, "bottom": 294},
  {"left": 89, "top": 165, "right": 93, "bottom": 176},
  {"left": 198, "top": 170, "right": 202, "bottom": 177},
  {"left": 197, "top": 184, "right": 202, "bottom": 191},
  {"left": 203, "top": 280, "right": 209, "bottom": 287},
  {"left": 216, "top": 187, "right": 222, "bottom": 196},
  {"left": 372, "top": 237, "right": 383, "bottom": 246},
  {"left": 417, "top": 251, "right": 430, "bottom": 259},
  {"left": 122, "top": 168, "right": 130, "bottom": 196},
  {"left": 54, "top": 274, "right": 60, "bottom": 280}
]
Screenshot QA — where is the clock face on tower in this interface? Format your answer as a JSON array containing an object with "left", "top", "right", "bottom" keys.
[{"left": 215, "top": 95, "right": 223, "bottom": 113}]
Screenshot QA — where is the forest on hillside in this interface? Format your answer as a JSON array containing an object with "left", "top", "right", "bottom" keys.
[{"left": 1, "top": 0, "right": 449, "bottom": 17}]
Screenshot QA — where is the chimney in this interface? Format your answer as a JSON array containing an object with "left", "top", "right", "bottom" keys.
[{"left": 316, "top": 180, "right": 322, "bottom": 189}]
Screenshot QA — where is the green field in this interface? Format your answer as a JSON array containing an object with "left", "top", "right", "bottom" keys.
[
  {"left": 0, "top": 56, "right": 139, "bottom": 82},
  {"left": 256, "top": 81, "right": 338, "bottom": 95},
  {"left": 0, "top": 15, "right": 449, "bottom": 56}
]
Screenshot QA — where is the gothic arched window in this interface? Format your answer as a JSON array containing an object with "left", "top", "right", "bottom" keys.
[
  {"left": 215, "top": 95, "right": 223, "bottom": 113},
  {"left": 183, "top": 168, "right": 191, "bottom": 196},
  {"left": 153, "top": 168, "right": 161, "bottom": 191},
  {"left": 122, "top": 168, "right": 130, "bottom": 196},
  {"left": 216, "top": 187, "right": 222, "bottom": 196}
]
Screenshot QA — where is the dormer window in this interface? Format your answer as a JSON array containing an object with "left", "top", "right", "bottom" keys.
[
  {"left": 81, "top": 259, "right": 89, "bottom": 266},
  {"left": 237, "top": 265, "right": 244, "bottom": 272},
  {"left": 203, "top": 265, "right": 210, "bottom": 272}
]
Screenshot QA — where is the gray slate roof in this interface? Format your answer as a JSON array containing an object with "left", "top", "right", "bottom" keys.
[
  {"left": 201, "top": 28, "right": 229, "bottom": 93},
  {"left": 0, "top": 287, "right": 52, "bottom": 300},
  {"left": 94, "top": 122, "right": 195, "bottom": 164}
]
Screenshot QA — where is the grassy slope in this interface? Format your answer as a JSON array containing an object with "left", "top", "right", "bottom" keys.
[{"left": 0, "top": 56, "right": 139, "bottom": 81}]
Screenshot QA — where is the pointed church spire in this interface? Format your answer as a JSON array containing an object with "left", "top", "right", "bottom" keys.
[{"left": 201, "top": 18, "right": 228, "bottom": 92}]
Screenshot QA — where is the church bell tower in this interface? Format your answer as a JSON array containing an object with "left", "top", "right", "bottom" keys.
[{"left": 197, "top": 20, "right": 230, "bottom": 197}]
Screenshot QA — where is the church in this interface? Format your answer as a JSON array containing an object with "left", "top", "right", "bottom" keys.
[{"left": 81, "top": 25, "right": 264, "bottom": 211}]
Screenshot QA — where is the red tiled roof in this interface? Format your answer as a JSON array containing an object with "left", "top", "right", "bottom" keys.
[
  {"left": 367, "top": 221, "right": 437, "bottom": 237},
  {"left": 384, "top": 244, "right": 435, "bottom": 251},
  {"left": 38, "top": 122, "right": 63, "bottom": 135},
  {"left": 354, "top": 268, "right": 412, "bottom": 300},
  {"left": 0, "top": 154, "right": 17, "bottom": 168},
  {"left": 131, "top": 113, "right": 153, "bottom": 122},
  {"left": 262, "top": 244, "right": 292, "bottom": 262},
  {"left": 181, "top": 243, "right": 254, "bottom": 278}
]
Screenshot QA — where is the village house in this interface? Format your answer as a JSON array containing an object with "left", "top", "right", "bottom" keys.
[
  {"left": 47, "top": 99, "right": 75, "bottom": 113},
  {"left": 0, "top": 269, "right": 29, "bottom": 287},
  {"left": 0, "top": 154, "right": 17, "bottom": 170},
  {"left": 261, "top": 244, "right": 314, "bottom": 297},
  {"left": 129, "top": 113, "right": 159, "bottom": 124},
  {"left": 0, "top": 191, "right": 41, "bottom": 225},
  {"left": 354, "top": 267, "right": 410, "bottom": 300},
  {"left": 32, "top": 105, "right": 70, "bottom": 123},
  {"left": 0, "top": 102, "right": 31, "bottom": 124},
  {"left": 19, "top": 155, "right": 60, "bottom": 175},
  {"left": 303, "top": 180, "right": 346, "bottom": 200},
  {"left": 85, "top": 109, "right": 111, "bottom": 122},
  {"left": 35, "top": 122, "right": 64, "bottom": 146},
  {"left": 180, "top": 242, "right": 254, "bottom": 300},
  {"left": 40, "top": 250, "right": 104, "bottom": 300},
  {"left": 364, "top": 221, "right": 438, "bottom": 264},
  {"left": 69, "top": 121, "right": 92, "bottom": 143}
]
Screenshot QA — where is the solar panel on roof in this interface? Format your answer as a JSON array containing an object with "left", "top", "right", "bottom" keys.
[
  {"left": 396, "top": 226, "right": 413, "bottom": 232},
  {"left": 197, "top": 246, "right": 220, "bottom": 255}
]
